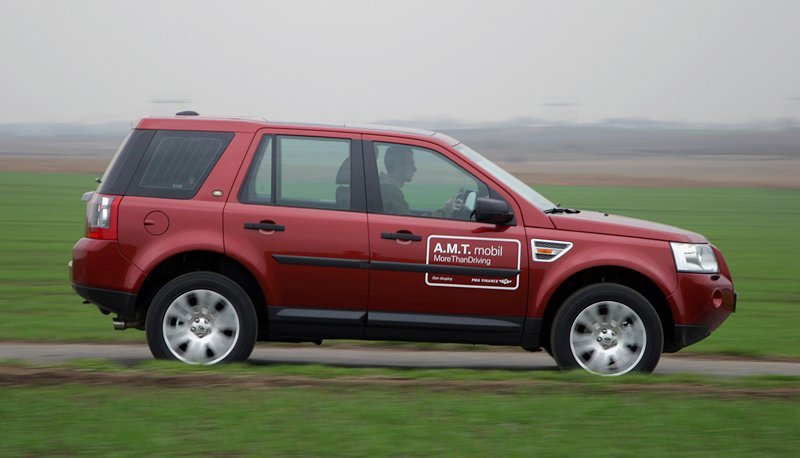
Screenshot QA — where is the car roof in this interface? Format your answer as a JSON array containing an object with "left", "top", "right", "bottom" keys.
[{"left": 135, "top": 116, "right": 460, "bottom": 147}]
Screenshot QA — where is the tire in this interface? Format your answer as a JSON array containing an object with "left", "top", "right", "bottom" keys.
[
  {"left": 550, "top": 283, "right": 663, "bottom": 376},
  {"left": 146, "top": 272, "right": 258, "bottom": 365}
]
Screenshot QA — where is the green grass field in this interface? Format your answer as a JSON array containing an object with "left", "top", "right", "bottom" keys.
[
  {"left": 0, "top": 372, "right": 797, "bottom": 457},
  {"left": 1, "top": 361, "right": 797, "bottom": 456},
  {"left": 0, "top": 171, "right": 798, "bottom": 356}
]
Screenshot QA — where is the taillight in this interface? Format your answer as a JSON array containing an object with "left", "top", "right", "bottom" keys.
[{"left": 85, "top": 192, "right": 121, "bottom": 240}]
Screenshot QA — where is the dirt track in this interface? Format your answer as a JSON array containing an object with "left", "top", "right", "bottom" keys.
[
  {"left": 1, "top": 365, "right": 798, "bottom": 400},
  {"left": 0, "top": 155, "right": 111, "bottom": 174}
]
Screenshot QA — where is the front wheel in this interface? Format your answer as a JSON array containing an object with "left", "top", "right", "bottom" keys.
[
  {"left": 146, "top": 272, "right": 258, "bottom": 365},
  {"left": 550, "top": 284, "right": 663, "bottom": 376}
]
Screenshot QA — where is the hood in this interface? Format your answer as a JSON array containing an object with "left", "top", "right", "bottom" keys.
[{"left": 548, "top": 211, "right": 707, "bottom": 243}]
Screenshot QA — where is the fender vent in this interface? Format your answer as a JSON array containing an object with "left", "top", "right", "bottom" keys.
[{"left": 532, "top": 239, "right": 573, "bottom": 262}]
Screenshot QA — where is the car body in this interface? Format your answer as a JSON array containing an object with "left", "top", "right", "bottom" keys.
[{"left": 71, "top": 114, "right": 736, "bottom": 375}]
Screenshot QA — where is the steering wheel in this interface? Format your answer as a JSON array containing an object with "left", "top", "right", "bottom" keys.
[{"left": 451, "top": 186, "right": 476, "bottom": 220}]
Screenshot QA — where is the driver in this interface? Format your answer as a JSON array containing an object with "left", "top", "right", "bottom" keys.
[{"left": 379, "top": 145, "right": 465, "bottom": 218}]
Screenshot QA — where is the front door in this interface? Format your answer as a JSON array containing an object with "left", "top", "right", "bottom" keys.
[
  {"left": 224, "top": 129, "right": 369, "bottom": 339},
  {"left": 363, "top": 136, "right": 530, "bottom": 344}
]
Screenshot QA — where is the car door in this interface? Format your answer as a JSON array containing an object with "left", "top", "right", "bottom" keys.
[
  {"left": 363, "top": 135, "right": 530, "bottom": 345},
  {"left": 224, "top": 128, "right": 369, "bottom": 339}
]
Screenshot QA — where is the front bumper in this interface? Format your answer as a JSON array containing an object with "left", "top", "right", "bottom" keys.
[
  {"left": 670, "top": 324, "right": 710, "bottom": 351},
  {"left": 665, "top": 273, "right": 736, "bottom": 352}
]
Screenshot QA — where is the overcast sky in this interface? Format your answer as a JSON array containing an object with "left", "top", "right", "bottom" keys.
[{"left": 1, "top": 0, "right": 799, "bottom": 125}]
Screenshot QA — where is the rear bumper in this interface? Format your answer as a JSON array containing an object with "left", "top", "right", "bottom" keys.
[
  {"left": 71, "top": 237, "right": 143, "bottom": 320},
  {"left": 72, "top": 283, "right": 138, "bottom": 319}
]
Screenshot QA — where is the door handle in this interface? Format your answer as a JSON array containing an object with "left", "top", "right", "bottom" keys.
[
  {"left": 244, "top": 222, "right": 285, "bottom": 232},
  {"left": 381, "top": 232, "right": 421, "bottom": 242}
]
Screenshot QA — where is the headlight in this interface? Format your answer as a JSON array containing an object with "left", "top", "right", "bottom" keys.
[{"left": 670, "top": 243, "right": 718, "bottom": 273}]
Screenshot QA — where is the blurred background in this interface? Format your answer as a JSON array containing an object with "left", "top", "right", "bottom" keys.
[
  {"left": 2, "top": 0, "right": 799, "bottom": 184},
  {"left": 1, "top": 1, "right": 798, "bottom": 456}
]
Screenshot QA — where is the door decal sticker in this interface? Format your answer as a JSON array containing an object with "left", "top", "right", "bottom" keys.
[{"left": 425, "top": 235, "right": 521, "bottom": 290}]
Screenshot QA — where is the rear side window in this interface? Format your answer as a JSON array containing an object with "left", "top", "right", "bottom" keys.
[
  {"left": 126, "top": 131, "right": 234, "bottom": 199},
  {"left": 240, "top": 135, "right": 352, "bottom": 210},
  {"left": 238, "top": 136, "right": 273, "bottom": 204},
  {"left": 277, "top": 136, "right": 350, "bottom": 208}
]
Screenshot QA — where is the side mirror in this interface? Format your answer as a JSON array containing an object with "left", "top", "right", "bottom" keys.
[{"left": 474, "top": 197, "right": 514, "bottom": 225}]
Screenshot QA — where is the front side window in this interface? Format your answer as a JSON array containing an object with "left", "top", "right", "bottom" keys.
[
  {"left": 240, "top": 135, "right": 352, "bottom": 210},
  {"left": 373, "top": 142, "right": 489, "bottom": 220}
]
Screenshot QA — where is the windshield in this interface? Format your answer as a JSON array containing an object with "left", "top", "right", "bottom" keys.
[{"left": 455, "top": 143, "right": 555, "bottom": 210}]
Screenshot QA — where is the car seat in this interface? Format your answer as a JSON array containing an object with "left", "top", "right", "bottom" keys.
[{"left": 335, "top": 157, "right": 350, "bottom": 209}]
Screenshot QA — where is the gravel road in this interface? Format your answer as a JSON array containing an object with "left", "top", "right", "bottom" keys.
[{"left": 1, "top": 342, "right": 798, "bottom": 377}]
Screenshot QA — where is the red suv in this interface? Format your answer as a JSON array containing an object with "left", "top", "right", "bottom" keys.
[{"left": 71, "top": 114, "right": 736, "bottom": 375}]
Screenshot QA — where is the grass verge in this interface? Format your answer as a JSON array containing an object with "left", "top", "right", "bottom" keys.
[
  {"left": 0, "top": 172, "right": 798, "bottom": 357},
  {"left": 0, "top": 362, "right": 798, "bottom": 457}
]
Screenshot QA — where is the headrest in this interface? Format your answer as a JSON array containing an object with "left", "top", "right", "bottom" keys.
[{"left": 335, "top": 157, "right": 350, "bottom": 185}]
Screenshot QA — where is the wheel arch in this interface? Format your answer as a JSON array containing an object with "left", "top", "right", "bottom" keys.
[
  {"left": 135, "top": 250, "right": 268, "bottom": 339},
  {"left": 539, "top": 266, "right": 675, "bottom": 351}
]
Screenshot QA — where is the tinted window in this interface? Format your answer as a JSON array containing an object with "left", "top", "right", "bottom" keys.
[
  {"left": 97, "top": 129, "right": 155, "bottom": 196},
  {"left": 126, "top": 130, "right": 233, "bottom": 199},
  {"left": 240, "top": 135, "right": 352, "bottom": 210}
]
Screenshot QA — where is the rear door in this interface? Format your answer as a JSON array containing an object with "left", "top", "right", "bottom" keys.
[
  {"left": 363, "top": 136, "right": 530, "bottom": 344},
  {"left": 224, "top": 129, "right": 369, "bottom": 339}
]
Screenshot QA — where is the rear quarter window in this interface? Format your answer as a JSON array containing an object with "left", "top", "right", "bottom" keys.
[
  {"left": 126, "top": 130, "right": 234, "bottom": 199},
  {"left": 97, "top": 129, "right": 155, "bottom": 196}
]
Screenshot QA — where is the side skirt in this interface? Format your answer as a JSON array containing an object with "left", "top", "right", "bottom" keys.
[{"left": 266, "top": 306, "right": 541, "bottom": 347}]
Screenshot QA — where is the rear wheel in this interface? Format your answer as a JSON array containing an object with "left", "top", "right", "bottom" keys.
[
  {"left": 550, "top": 284, "right": 663, "bottom": 376},
  {"left": 146, "top": 272, "right": 258, "bottom": 365}
]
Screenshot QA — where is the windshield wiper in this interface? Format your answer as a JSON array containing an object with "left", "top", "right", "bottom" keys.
[{"left": 544, "top": 204, "right": 581, "bottom": 214}]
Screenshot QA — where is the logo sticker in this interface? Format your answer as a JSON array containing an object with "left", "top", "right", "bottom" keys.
[{"left": 425, "top": 235, "right": 521, "bottom": 290}]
